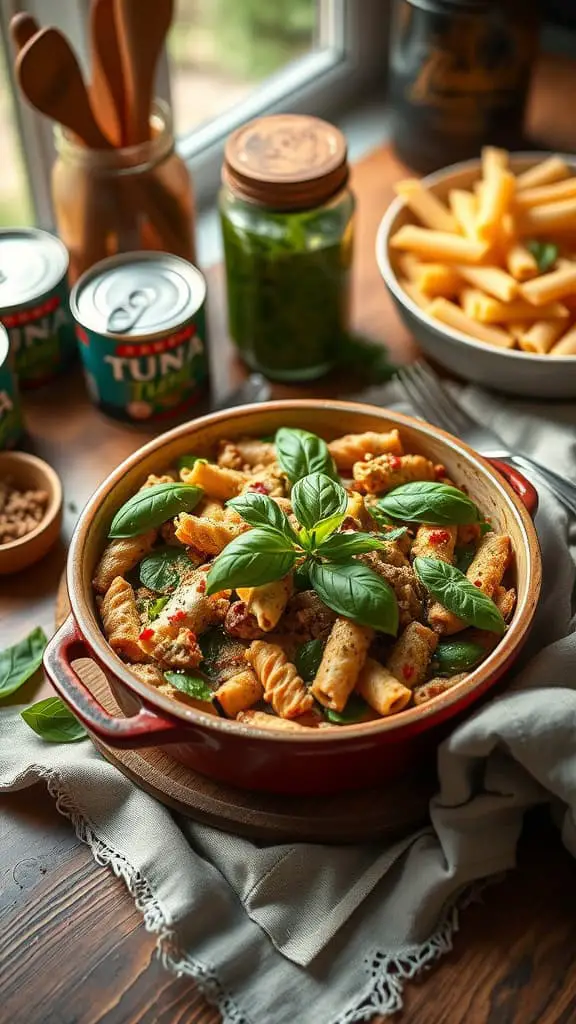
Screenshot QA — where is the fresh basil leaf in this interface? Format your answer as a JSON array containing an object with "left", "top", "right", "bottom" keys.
[
  {"left": 228, "top": 492, "right": 298, "bottom": 542},
  {"left": 291, "top": 473, "right": 347, "bottom": 532},
  {"left": 478, "top": 521, "right": 492, "bottom": 537},
  {"left": 309, "top": 561, "right": 399, "bottom": 634},
  {"left": 0, "top": 627, "right": 47, "bottom": 699},
  {"left": 413, "top": 557, "right": 505, "bottom": 634},
  {"left": 260, "top": 433, "right": 276, "bottom": 443},
  {"left": 293, "top": 561, "right": 311, "bottom": 591},
  {"left": 275, "top": 427, "right": 338, "bottom": 484},
  {"left": 317, "top": 531, "right": 387, "bottom": 560},
  {"left": 21, "top": 697, "right": 87, "bottom": 742},
  {"left": 325, "top": 694, "right": 370, "bottom": 725},
  {"left": 311, "top": 512, "right": 348, "bottom": 545},
  {"left": 377, "top": 482, "right": 480, "bottom": 525},
  {"left": 383, "top": 526, "right": 409, "bottom": 542},
  {"left": 295, "top": 638, "right": 324, "bottom": 683},
  {"left": 206, "top": 528, "right": 297, "bottom": 595},
  {"left": 526, "top": 239, "right": 558, "bottom": 274},
  {"left": 455, "top": 544, "right": 476, "bottom": 574},
  {"left": 177, "top": 454, "right": 207, "bottom": 471},
  {"left": 139, "top": 546, "right": 190, "bottom": 593},
  {"left": 433, "top": 640, "right": 486, "bottom": 675},
  {"left": 109, "top": 483, "right": 203, "bottom": 538},
  {"left": 163, "top": 671, "right": 213, "bottom": 701},
  {"left": 368, "top": 504, "right": 395, "bottom": 528},
  {"left": 148, "top": 595, "right": 170, "bottom": 620}
]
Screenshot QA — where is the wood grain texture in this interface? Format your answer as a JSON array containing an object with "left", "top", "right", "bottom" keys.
[{"left": 2, "top": 51, "right": 576, "bottom": 1023}]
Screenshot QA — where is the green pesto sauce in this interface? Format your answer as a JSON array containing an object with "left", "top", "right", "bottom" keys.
[{"left": 219, "top": 190, "right": 355, "bottom": 381}]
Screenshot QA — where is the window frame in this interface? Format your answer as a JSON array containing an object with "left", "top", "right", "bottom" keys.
[{"left": 1, "top": 0, "right": 388, "bottom": 224}]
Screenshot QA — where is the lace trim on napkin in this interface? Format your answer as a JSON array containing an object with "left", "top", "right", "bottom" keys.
[{"left": 35, "top": 764, "right": 492, "bottom": 1024}]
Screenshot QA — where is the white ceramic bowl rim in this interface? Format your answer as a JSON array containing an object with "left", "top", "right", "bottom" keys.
[
  {"left": 67, "top": 400, "right": 541, "bottom": 744},
  {"left": 376, "top": 151, "right": 576, "bottom": 365}
]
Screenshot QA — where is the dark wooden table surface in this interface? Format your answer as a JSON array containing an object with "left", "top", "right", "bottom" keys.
[{"left": 2, "top": 53, "right": 576, "bottom": 1024}]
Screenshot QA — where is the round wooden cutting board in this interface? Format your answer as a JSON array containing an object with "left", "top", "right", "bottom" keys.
[{"left": 56, "top": 575, "right": 434, "bottom": 844}]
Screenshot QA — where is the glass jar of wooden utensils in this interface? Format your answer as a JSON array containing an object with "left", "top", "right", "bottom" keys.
[{"left": 52, "top": 100, "right": 195, "bottom": 284}]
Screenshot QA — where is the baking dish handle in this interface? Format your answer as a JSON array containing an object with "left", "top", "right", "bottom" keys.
[
  {"left": 487, "top": 458, "right": 538, "bottom": 518},
  {"left": 44, "top": 615, "right": 183, "bottom": 747}
]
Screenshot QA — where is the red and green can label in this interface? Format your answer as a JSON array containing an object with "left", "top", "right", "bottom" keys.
[
  {"left": 2, "top": 277, "right": 76, "bottom": 388},
  {"left": 0, "top": 346, "right": 23, "bottom": 450}
]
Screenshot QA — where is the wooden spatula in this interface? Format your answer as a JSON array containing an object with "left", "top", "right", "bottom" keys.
[
  {"left": 89, "top": 0, "right": 126, "bottom": 146},
  {"left": 115, "top": 0, "right": 174, "bottom": 145},
  {"left": 9, "top": 12, "right": 40, "bottom": 53},
  {"left": 17, "top": 26, "right": 112, "bottom": 149}
]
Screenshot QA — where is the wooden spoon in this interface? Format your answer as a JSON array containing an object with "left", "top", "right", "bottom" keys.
[
  {"left": 17, "top": 26, "right": 112, "bottom": 149},
  {"left": 115, "top": 0, "right": 174, "bottom": 145},
  {"left": 9, "top": 12, "right": 40, "bottom": 52},
  {"left": 89, "top": 0, "right": 126, "bottom": 146}
]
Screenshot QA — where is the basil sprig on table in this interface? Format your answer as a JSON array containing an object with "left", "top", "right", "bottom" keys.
[
  {"left": 139, "top": 546, "right": 191, "bottom": 593},
  {"left": 163, "top": 671, "right": 213, "bottom": 702},
  {"left": 0, "top": 627, "right": 47, "bottom": 699},
  {"left": 207, "top": 473, "right": 399, "bottom": 634},
  {"left": 275, "top": 427, "right": 338, "bottom": 484},
  {"left": 109, "top": 483, "right": 203, "bottom": 539},
  {"left": 414, "top": 557, "right": 505, "bottom": 635},
  {"left": 376, "top": 482, "right": 481, "bottom": 526},
  {"left": 527, "top": 240, "right": 558, "bottom": 274},
  {"left": 21, "top": 697, "right": 88, "bottom": 742}
]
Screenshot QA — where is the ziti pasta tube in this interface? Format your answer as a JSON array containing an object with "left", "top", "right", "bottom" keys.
[
  {"left": 517, "top": 320, "right": 565, "bottom": 354},
  {"left": 395, "top": 178, "right": 457, "bottom": 232},
  {"left": 455, "top": 264, "right": 518, "bottom": 302},
  {"left": 449, "top": 189, "right": 478, "bottom": 239},
  {"left": 310, "top": 617, "right": 373, "bottom": 712},
  {"left": 514, "top": 177, "right": 576, "bottom": 209},
  {"left": 550, "top": 324, "right": 576, "bottom": 356},
  {"left": 389, "top": 225, "right": 488, "bottom": 264},
  {"left": 506, "top": 243, "right": 539, "bottom": 282},
  {"left": 461, "top": 289, "right": 568, "bottom": 324},
  {"left": 427, "top": 298, "right": 514, "bottom": 349},
  {"left": 520, "top": 263, "right": 576, "bottom": 306},
  {"left": 356, "top": 658, "right": 412, "bottom": 716},
  {"left": 515, "top": 155, "right": 570, "bottom": 191}
]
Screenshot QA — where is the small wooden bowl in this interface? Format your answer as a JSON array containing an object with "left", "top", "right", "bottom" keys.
[{"left": 0, "top": 451, "right": 63, "bottom": 574}]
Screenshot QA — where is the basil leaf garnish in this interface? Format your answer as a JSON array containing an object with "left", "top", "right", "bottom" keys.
[
  {"left": 163, "top": 671, "right": 213, "bottom": 701},
  {"left": 228, "top": 492, "right": 297, "bottom": 542},
  {"left": 317, "top": 532, "right": 387, "bottom": 560},
  {"left": 177, "top": 454, "right": 206, "bottom": 471},
  {"left": 383, "top": 526, "right": 409, "bottom": 542},
  {"left": 368, "top": 504, "right": 395, "bottom": 528},
  {"left": 526, "top": 239, "right": 558, "bottom": 274},
  {"left": 206, "top": 528, "right": 297, "bottom": 595},
  {"left": 275, "top": 427, "right": 338, "bottom": 484},
  {"left": 311, "top": 512, "right": 348, "bottom": 546},
  {"left": 148, "top": 595, "right": 170, "bottom": 620},
  {"left": 413, "top": 557, "right": 505, "bottom": 634},
  {"left": 293, "top": 561, "right": 311, "bottom": 591},
  {"left": 294, "top": 638, "right": 324, "bottom": 683},
  {"left": 377, "top": 482, "right": 480, "bottom": 525},
  {"left": 109, "top": 483, "right": 203, "bottom": 538},
  {"left": 139, "top": 546, "right": 190, "bottom": 593},
  {"left": 309, "top": 561, "right": 399, "bottom": 634},
  {"left": 20, "top": 697, "right": 87, "bottom": 742},
  {"left": 291, "top": 473, "right": 347, "bottom": 532},
  {"left": 0, "top": 626, "right": 47, "bottom": 699},
  {"left": 325, "top": 694, "right": 369, "bottom": 725},
  {"left": 433, "top": 640, "right": 486, "bottom": 675}
]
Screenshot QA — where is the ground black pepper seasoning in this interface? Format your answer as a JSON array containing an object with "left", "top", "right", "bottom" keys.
[{"left": 388, "top": 0, "right": 541, "bottom": 173}]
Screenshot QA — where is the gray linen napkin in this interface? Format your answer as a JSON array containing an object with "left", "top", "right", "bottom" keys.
[{"left": 1, "top": 385, "right": 575, "bottom": 1024}]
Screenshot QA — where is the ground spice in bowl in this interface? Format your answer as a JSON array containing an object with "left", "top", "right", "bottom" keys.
[{"left": 0, "top": 478, "right": 49, "bottom": 544}]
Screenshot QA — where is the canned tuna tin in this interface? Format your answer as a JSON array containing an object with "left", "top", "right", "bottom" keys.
[
  {"left": 0, "top": 228, "right": 76, "bottom": 388},
  {"left": 70, "top": 252, "right": 209, "bottom": 423},
  {"left": 0, "top": 324, "right": 23, "bottom": 450}
]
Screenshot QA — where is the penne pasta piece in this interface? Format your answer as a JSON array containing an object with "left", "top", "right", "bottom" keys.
[
  {"left": 449, "top": 189, "right": 478, "bottom": 239},
  {"left": 411, "top": 524, "right": 457, "bottom": 562},
  {"left": 389, "top": 225, "right": 488, "bottom": 264},
  {"left": 519, "top": 198, "right": 576, "bottom": 235},
  {"left": 213, "top": 668, "right": 264, "bottom": 717},
  {"left": 455, "top": 264, "right": 518, "bottom": 302},
  {"left": 180, "top": 460, "right": 248, "bottom": 499},
  {"left": 515, "top": 155, "right": 570, "bottom": 191},
  {"left": 400, "top": 278, "right": 431, "bottom": 310},
  {"left": 352, "top": 453, "right": 436, "bottom": 495},
  {"left": 550, "top": 324, "right": 576, "bottom": 356},
  {"left": 394, "top": 178, "right": 457, "bottom": 232},
  {"left": 520, "top": 263, "right": 576, "bottom": 306},
  {"left": 514, "top": 177, "right": 576, "bottom": 210},
  {"left": 237, "top": 575, "right": 293, "bottom": 631},
  {"left": 428, "top": 298, "right": 514, "bottom": 349},
  {"left": 517, "top": 320, "right": 565, "bottom": 354},
  {"left": 329, "top": 429, "right": 403, "bottom": 470},
  {"left": 428, "top": 532, "right": 510, "bottom": 635},
  {"left": 413, "top": 673, "right": 467, "bottom": 706},
  {"left": 476, "top": 168, "right": 515, "bottom": 243},
  {"left": 175, "top": 513, "right": 248, "bottom": 555},
  {"left": 356, "top": 658, "right": 412, "bottom": 716},
  {"left": 461, "top": 288, "right": 568, "bottom": 324},
  {"left": 506, "top": 243, "right": 539, "bottom": 282},
  {"left": 386, "top": 622, "right": 437, "bottom": 689},
  {"left": 411, "top": 262, "right": 461, "bottom": 297},
  {"left": 396, "top": 252, "right": 422, "bottom": 279},
  {"left": 482, "top": 146, "right": 509, "bottom": 173},
  {"left": 310, "top": 617, "right": 373, "bottom": 712}
]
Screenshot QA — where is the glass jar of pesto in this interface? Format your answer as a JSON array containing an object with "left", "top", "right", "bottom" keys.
[{"left": 219, "top": 114, "right": 355, "bottom": 381}]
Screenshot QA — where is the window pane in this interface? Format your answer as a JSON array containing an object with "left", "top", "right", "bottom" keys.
[
  {"left": 0, "top": 46, "right": 33, "bottom": 226},
  {"left": 168, "top": 0, "right": 319, "bottom": 137}
]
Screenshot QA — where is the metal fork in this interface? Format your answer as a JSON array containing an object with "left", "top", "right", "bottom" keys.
[{"left": 396, "top": 362, "right": 576, "bottom": 516}]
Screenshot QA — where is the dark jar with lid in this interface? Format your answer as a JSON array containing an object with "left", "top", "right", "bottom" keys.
[
  {"left": 388, "top": 0, "right": 541, "bottom": 174},
  {"left": 219, "top": 114, "right": 355, "bottom": 382}
]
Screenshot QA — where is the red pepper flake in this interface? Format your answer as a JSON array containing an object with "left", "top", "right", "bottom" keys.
[
  {"left": 388, "top": 455, "right": 402, "bottom": 471},
  {"left": 402, "top": 664, "right": 414, "bottom": 682},
  {"left": 168, "top": 609, "right": 187, "bottom": 624},
  {"left": 197, "top": 578, "right": 207, "bottom": 593},
  {"left": 248, "top": 481, "right": 270, "bottom": 494},
  {"left": 428, "top": 529, "right": 451, "bottom": 546},
  {"left": 434, "top": 464, "right": 446, "bottom": 480},
  {"left": 474, "top": 579, "right": 482, "bottom": 588},
  {"left": 139, "top": 627, "right": 154, "bottom": 642},
  {"left": 185, "top": 629, "right": 197, "bottom": 646}
]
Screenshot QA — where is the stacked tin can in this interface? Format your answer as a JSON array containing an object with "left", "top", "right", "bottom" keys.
[{"left": 0, "top": 228, "right": 77, "bottom": 448}]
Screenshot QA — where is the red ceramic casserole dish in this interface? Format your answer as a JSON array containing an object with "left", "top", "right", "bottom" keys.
[{"left": 44, "top": 400, "right": 541, "bottom": 795}]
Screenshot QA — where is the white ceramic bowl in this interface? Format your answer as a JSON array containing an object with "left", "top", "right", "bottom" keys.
[{"left": 376, "top": 152, "right": 576, "bottom": 398}]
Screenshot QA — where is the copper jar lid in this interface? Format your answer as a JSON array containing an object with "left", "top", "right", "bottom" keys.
[{"left": 222, "top": 113, "right": 349, "bottom": 210}]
